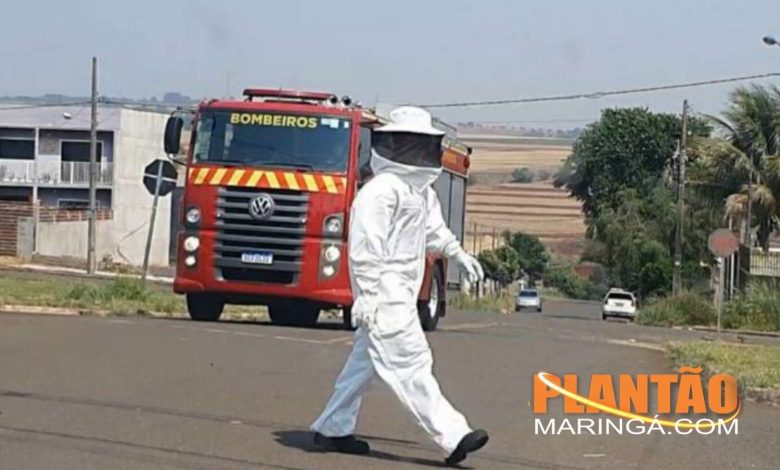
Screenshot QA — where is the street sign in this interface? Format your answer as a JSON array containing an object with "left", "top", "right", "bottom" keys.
[
  {"left": 708, "top": 228, "right": 739, "bottom": 335},
  {"left": 143, "top": 159, "right": 177, "bottom": 196},
  {"left": 141, "top": 159, "right": 178, "bottom": 286},
  {"left": 708, "top": 229, "right": 739, "bottom": 258}
]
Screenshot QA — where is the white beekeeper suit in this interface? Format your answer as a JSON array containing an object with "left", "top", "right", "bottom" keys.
[{"left": 311, "top": 107, "right": 488, "bottom": 466}]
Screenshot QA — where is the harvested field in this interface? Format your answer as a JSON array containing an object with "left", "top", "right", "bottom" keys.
[
  {"left": 465, "top": 181, "right": 586, "bottom": 261},
  {"left": 458, "top": 138, "right": 584, "bottom": 261},
  {"left": 469, "top": 148, "right": 569, "bottom": 173}
]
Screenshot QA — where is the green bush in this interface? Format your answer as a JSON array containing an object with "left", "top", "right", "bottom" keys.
[
  {"left": 543, "top": 267, "right": 602, "bottom": 300},
  {"left": 535, "top": 169, "right": 552, "bottom": 181},
  {"left": 722, "top": 281, "right": 780, "bottom": 331},
  {"left": 511, "top": 167, "right": 534, "bottom": 183},
  {"left": 636, "top": 291, "right": 716, "bottom": 327}
]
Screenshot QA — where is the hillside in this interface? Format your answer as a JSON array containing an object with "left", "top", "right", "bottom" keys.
[
  {"left": 465, "top": 182, "right": 586, "bottom": 261},
  {"left": 461, "top": 137, "right": 585, "bottom": 261}
]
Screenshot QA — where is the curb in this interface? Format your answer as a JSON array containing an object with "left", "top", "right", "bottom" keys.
[
  {"left": 0, "top": 264, "right": 173, "bottom": 285},
  {"left": 690, "top": 326, "right": 780, "bottom": 339},
  {"left": 0, "top": 305, "right": 80, "bottom": 316}
]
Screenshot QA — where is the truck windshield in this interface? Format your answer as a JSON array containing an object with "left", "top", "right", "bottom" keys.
[{"left": 193, "top": 109, "right": 351, "bottom": 172}]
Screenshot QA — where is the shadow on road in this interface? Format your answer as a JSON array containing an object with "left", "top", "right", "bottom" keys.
[
  {"left": 151, "top": 316, "right": 348, "bottom": 331},
  {"left": 273, "top": 430, "right": 445, "bottom": 468},
  {"left": 542, "top": 314, "right": 599, "bottom": 322}
]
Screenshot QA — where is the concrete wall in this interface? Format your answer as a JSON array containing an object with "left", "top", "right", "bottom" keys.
[
  {"left": 107, "top": 109, "right": 172, "bottom": 266},
  {"left": 36, "top": 219, "right": 113, "bottom": 260}
]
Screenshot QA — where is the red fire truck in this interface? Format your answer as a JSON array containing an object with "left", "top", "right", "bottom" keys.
[{"left": 164, "top": 88, "right": 470, "bottom": 331}]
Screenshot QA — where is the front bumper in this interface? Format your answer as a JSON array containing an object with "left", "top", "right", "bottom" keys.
[
  {"left": 603, "top": 308, "right": 638, "bottom": 317},
  {"left": 174, "top": 231, "right": 352, "bottom": 307}
]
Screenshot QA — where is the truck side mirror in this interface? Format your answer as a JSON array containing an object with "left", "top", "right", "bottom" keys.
[{"left": 164, "top": 116, "right": 184, "bottom": 155}]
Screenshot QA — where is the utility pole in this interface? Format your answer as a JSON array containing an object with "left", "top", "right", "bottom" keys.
[
  {"left": 87, "top": 56, "right": 98, "bottom": 274},
  {"left": 673, "top": 100, "right": 688, "bottom": 294},
  {"left": 745, "top": 165, "right": 753, "bottom": 246}
]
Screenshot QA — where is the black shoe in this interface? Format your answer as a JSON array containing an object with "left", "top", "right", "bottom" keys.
[
  {"left": 313, "top": 432, "right": 370, "bottom": 455},
  {"left": 445, "top": 429, "right": 489, "bottom": 467}
]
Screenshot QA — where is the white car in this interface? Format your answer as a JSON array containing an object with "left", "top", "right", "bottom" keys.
[
  {"left": 602, "top": 289, "right": 638, "bottom": 321},
  {"left": 515, "top": 289, "right": 542, "bottom": 312}
]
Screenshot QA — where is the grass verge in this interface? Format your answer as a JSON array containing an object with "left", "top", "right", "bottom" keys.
[
  {"left": 0, "top": 270, "right": 266, "bottom": 319},
  {"left": 668, "top": 341, "right": 780, "bottom": 405},
  {"left": 450, "top": 290, "right": 516, "bottom": 314}
]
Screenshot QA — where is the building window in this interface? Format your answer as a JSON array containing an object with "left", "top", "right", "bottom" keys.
[
  {"left": 61, "top": 141, "right": 103, "bottom": 163},
  {"left": 57, "top": 199, "right": 91, "bottom": 210},
  {"left": 0, "top": 139, "right": 35, "bottom": 159}
]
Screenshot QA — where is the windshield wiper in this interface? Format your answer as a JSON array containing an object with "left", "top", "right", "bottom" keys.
[{"left": 253, "top": 162, "right": 314, "bottom": 170}]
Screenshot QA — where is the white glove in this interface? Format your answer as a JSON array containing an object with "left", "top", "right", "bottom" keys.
[
  {"left": 452, "top": 250, "right": 485, "bottom": 284},
  {"left": 350, "top": 296, "right": 379, "bottom": 330}
]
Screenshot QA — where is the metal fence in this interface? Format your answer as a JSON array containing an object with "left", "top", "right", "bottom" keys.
[
  {"left": 0, "top": 160, "right": 113, "bottom": 186},
  {"left": 739, "top": 244, "right": 780, "bottom": 280}
]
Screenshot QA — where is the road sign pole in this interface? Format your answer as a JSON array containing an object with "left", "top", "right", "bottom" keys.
[{"left": 141, "top": 162, "right": 164, "bottom": 288}]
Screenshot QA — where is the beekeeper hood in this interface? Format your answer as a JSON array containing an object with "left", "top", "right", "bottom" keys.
[{"left": 371, "top": 106, "right": 444, "bottom": 191}]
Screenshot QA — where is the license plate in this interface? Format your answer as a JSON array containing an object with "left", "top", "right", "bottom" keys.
[
  {"left": 614, "top": 302, "right": 625, "bottom": 307},
  {"left": 241, "top": 251, "right": 273, "bottom": 265}
]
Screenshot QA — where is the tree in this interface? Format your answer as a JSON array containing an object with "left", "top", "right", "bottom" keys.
[
  {"left": 502, "top": 231, "right": 549, "bottom": 282},
  {"left": 554, "top": 107, "right": 709, "bottom": 219},
  {"left": 705, "top": 84, "right": 780, "bottom": 249},
  {"left": 477, "top": 246, "right": 521, "bottom": 288}
]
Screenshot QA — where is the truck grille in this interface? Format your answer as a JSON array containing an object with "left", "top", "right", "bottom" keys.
[{"left": 214, "top": 187, "right": 308, "bottom": 284}]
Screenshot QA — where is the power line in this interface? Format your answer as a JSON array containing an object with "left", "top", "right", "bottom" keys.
[
  {"left": 418, "top": 72, "right": 780, "bottom": 109},
  {"left": 457, "top": 118, "right": 592, "bottom": 125}
]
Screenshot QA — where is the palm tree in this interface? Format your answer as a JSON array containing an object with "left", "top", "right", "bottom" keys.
[{"left": 706, "top": 84, "right": 780, "bottom": 249}]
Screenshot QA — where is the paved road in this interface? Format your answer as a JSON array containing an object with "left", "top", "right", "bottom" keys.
[{"left": 0, "top": 301, "right": 777, "bottom": 469}]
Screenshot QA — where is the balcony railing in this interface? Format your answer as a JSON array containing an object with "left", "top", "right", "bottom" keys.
[{"left": 0, "top": 160, "right": 113, "bottom": 186}]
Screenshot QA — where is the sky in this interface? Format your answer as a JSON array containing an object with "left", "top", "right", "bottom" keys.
[{"left": 1, "top": 0, "right": 779, "bottom": 127}]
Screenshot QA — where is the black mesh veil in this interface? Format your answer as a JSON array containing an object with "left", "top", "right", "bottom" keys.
[{"left": 372, "top": 132, "right": 443, "bottom": 168}]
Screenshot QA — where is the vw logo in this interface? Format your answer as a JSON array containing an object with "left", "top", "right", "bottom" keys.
[{"left": 248, "top": 194, "right": 275, "bottom": 221}]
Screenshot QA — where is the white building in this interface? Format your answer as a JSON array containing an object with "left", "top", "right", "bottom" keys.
[{"left": 0, "top": 105, "right": 175, "bottom": 266}]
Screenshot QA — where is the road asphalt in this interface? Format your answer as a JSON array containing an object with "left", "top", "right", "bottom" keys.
[{"left": 0, "top": 300, "right": 777, "bottom": 469}]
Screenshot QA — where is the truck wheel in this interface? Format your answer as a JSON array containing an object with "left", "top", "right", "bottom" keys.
[
  {"left": 187, "top": 293, "right": 224, "bottom": 322},
  {"left": 268, "top": 301, "right": 320, "bottom": 327},
  {"left": 342, "top": 307, "right": 356, "bottom": 331},
  {"left": 418, "top": 267, "right": 444, "bottom": 332}
]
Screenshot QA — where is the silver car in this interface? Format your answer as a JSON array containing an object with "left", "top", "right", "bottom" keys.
[{"left": 515, "top": 289, "right": 542, "bottom": 312}]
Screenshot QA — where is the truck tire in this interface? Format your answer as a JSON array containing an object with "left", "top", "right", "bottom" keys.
[
  {"left": 342, "top": 307, "right": 356, "bottom": 331},
  {"left": 268, "top": 301, "right": 320, "bottom": 327},
  {"left": 187, "top": 293, "right": 224, "bottom": 322},
  {"left": 418, "top": 267, "right": 444, "bottom": 332}
]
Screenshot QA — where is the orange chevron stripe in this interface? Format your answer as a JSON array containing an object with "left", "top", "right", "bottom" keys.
[
  {"left": 193, "top": 168, "right": 210, "bottom": 185},
  {"left": 188, "top": 167, "right": 347, "bottom": 193},
  {"left": 283, "top": 172, "right": 300, "bottom": 190},
  {"left": 246, "top": 170, "right": 263, "bottom": 187},
  {"left": 322, "top": 175, "right": 337, "bottom": 194},
  {"left": 265, "top": 171, "right": 280, "bottom": 189},
  {"left": 302, "top": 173, "right": 318, "bottom": 192},
  {"left": 210, "top": 168, "right": 227, "bottom": 185},
  {"left": 227, "top": 169, "right": 245, "bottom": 186}
]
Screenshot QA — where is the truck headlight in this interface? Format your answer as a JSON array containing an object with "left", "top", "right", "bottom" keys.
[
  {"left": 184, "top": 255, "right": 197, "bottom": 267},
  {"left": 322, "top": 265, "right": 336, "bottom": 277},
  {"left": 184, "top": 236, "right": 200, "bottom": 252},
  {"left": 186, "top": 207, "right": 201, "bottom": 225},
  {"left": 324, "top": 245, "right": 340, "bottom": 262},
  {"left": 324, "top": 215, "right": 343, "bottom": 235}
]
